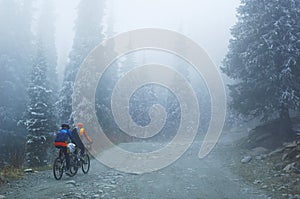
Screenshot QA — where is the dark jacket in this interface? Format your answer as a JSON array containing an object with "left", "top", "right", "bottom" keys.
[{"left": 54, "top": 129, "right": 76, "bottom": 147}]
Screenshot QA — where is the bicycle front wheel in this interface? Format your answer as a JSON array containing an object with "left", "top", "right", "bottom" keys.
[
  {"left": 82, "top": 153, "right": 90, "bottom": 174},
  {"left": 53, "top": 157, "right": 64, "bottom": 180}
]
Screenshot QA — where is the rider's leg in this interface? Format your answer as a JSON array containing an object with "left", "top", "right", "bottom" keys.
[
  {"left": 77, "top": 139, "right": 85, "bottom": 156},
  {"left": 80, "top": 145, "right": 85, "bottom": 156},
  {"left": 62, "top": 147, "right": 70, "bottom": 170}
]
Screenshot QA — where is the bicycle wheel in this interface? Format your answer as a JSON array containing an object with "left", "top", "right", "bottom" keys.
[
  {"left": 69, "top": 154, "right": 79, "bottom": 176},
  {"left": 53, "top": 157, "right": 64, "bottom": 180},
  {"left": 82, "top": 153, "right": 90, "bottom": 174}
]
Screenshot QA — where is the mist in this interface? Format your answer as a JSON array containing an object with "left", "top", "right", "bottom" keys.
[
  {"left": 1, "top": 0, "right": 300, "bottom": 198},
  {"left": 53, "top": 0, "right": 240, "bottom": 77}
]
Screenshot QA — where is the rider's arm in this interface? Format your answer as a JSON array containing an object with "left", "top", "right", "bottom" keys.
[
  {"left": 67, "top": 129, "right": 76, "bottom": 144},
  {"left": 80, "top": 128, "right": 92, "bottom": 143}
]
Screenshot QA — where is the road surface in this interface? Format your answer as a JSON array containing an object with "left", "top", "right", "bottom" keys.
[{"left": 0, "top": 131, "right": 268, "bottom": 199}]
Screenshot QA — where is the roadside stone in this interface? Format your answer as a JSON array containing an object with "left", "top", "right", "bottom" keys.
[
  {"left": 262, "top": 185, "right": 268, "bottom": 189},
  {"left": 24, "top": 169, "right": 34, "bottom": 173},
  {"left": 92, "top": 194, "right": 100, "bottom": 198},
  {"left": 81, "top": 192, "right": 88, "bottom": 197},
  {"left": 66, "top": 180, "right": 76, "bottom": 186},
  {"left": 110, "top": 180, "right": 116, "bottom": 184},
  {"left": 241, "top": 156, "right": 252, "bottom": 163},
  {"left": 268, "top": 147, "right": 285, "bottom": 156},
  {"left": 283, "top": 163, "right": 296, "bottom": 172},
  {"left": 255, "top": 155, "right": 262, "bottom": 160},
  {"left": 253, "top": 179, "right": 262, "bottom": 184},
  {"left": 98, "top": 190, "right": 104, "bottom": 194},
  {"left": 282, "top": 153, "right": 289, "bottom": 161},
  {"left": 0, "top": 195, "right": 5, "bottom": 199},
  {"left": 281, "top": 173, "right": 290, "bottom": 177},
  {"left": 284, "top": 141, "right": 297, "bottom": 148},
  {"left": 278, "top": 185, "right": 287, "bottom": 190},
  {"left": 285, "top": 149, "right": 299, "bottom": 159}
]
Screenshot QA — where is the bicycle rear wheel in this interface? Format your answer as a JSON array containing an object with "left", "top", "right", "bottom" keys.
[
  {"left": 53, "top": 157, "right": 64, "bottom": 180},
  {"left": 82, "top": 153, "right": 90, "bottom": 174},
  {"left": 69, "top": 154, "right": 79, "bottom": 176}
]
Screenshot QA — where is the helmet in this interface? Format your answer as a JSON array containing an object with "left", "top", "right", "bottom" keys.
[
  {"left": 77, "top": 123, "right": 83, "bottom": 128},
  {"left": 61, "top": 124, "right": 70, "bottom": 129},
  {"left": 67, "top": 143, "right": 76, "bottom": 153}
]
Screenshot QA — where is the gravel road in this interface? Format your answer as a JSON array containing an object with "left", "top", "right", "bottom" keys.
[{"left": 0, "top": 131, "right": 269, "bottom": 199}]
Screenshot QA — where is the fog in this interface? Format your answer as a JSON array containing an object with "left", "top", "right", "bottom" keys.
[
  {"left": 2, "top": 1, "right": 300, "bottom": 198},
  {"left": 53, "top": 0, "right": 79, "bottom": 82},
  {"left": 53, "top": 0, "right": 240, "bottom": 76}
]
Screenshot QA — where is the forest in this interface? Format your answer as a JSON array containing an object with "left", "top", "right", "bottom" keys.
[
  {"left": 0, "top": 0, "right": 108, "bottom": 168},
  {"left": 0, "top": 0, "right": 300, "bottom": 187}
]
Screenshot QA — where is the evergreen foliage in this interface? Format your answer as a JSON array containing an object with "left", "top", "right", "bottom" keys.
[
  {"left": 58, "top": 0, "right": 106, "bottom": 124},
  {"left": 25, "top": 45, "right": 57, "bottom": 167},
  {"left": 0, "top": 0, "right": 33, "bottom": 132},
  {"left": 222, "top": 0, "right": 300, "bottom": 128}
]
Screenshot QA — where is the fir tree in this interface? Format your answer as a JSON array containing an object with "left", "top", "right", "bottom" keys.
[
  {"left": 58, "top": 0, "right": 106, "bottom": 124},
  {"left": 222, "top": 0, "right": 300, "bottom": 130},
  {"left": 25, "top": 45, "right": 57, "bottom": 167},
  {"left": 37, "top": 0, "right": 58, "bottom": 101},
  {"left": 0, "top": 0, "right": 33, "bottom": 132}
]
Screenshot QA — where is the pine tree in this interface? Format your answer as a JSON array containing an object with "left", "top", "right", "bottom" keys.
[
  {"left": 37, "top": 0, "right": 58, "bottom": 102},
  {"left": 58, "top": 0, "right": 106, "bottom": 124},
  {"left": 0, "top": 0, "right": 33, "bottom": 132},
  {"left": 25, "top": 45, "right": 57, "bottom": 167},
  {"left": 222, "top": 0, "right": 300, "bottom": 130}
]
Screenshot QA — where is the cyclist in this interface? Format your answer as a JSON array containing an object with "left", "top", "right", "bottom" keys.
[
  {"left": 54, "top": 124, "right": 76, "bottom": 176},
  {"left": 73, "top": 123, "right": 93, "bottom": 158}
]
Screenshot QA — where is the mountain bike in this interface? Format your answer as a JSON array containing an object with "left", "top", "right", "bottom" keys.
[
  {"left": 53, "top": 145, "right": 78, "bottom": 180},
  {"left": 71, "top": 148, "right": 90, "bottom": 175}
]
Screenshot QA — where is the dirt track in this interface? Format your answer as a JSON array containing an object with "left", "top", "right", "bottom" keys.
[{"left": 0, "top": 131, "right": 269, "bottom": 199}]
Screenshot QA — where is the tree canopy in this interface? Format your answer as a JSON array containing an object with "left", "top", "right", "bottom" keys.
[{"left": 222, "top": 0, "right": 300, "bottom": 126}]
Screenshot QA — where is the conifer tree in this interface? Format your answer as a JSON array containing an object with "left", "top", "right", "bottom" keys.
[
  {"left": 222, "top": 0, "right": 300, "bottom": 130},
  {"left": 25, "top": 45, "right": 57, "bottom": 167},
  {"left": 0, "top": 0, "right": 34, "bottom": 132},
  {"left": 58, "top": 0, "right": 106, "bottom": 124}
]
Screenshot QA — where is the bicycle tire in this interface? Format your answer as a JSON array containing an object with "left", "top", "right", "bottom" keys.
[
  {"left": 82, "top": 153, "right": 90, "bottom": 174},
  {"left": 69, "top": 154, "right": 79, "bottom": 176},
  {"left": 53, "top": 157, "right": 64, "bottom": 180}
]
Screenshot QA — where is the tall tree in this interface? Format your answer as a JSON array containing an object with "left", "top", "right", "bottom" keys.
[
  {"left": 0, "top": 0, "right": 33, "bottom": 132},
  {"left": 25, "top": 44, "right": 57, "bottom": 167},
  {"left": 58, "top": 0, "right": 106, "bottom": 124},
  {"left": 37, "top": 0, "right": 58, "bottom": 98},
  {"left": 23, "top": 0, "right": 59, "bottom": 167},
  {"left": 222, "top": 0, "right": 300, "bottom": 130}
]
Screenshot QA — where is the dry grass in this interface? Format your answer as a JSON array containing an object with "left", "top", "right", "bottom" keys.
[
  {"left": 0, "top": 166, "right": 23, "bottom": 182},
  {"left": 32, "top": 164, "right": 52, "bottom": 172}
]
